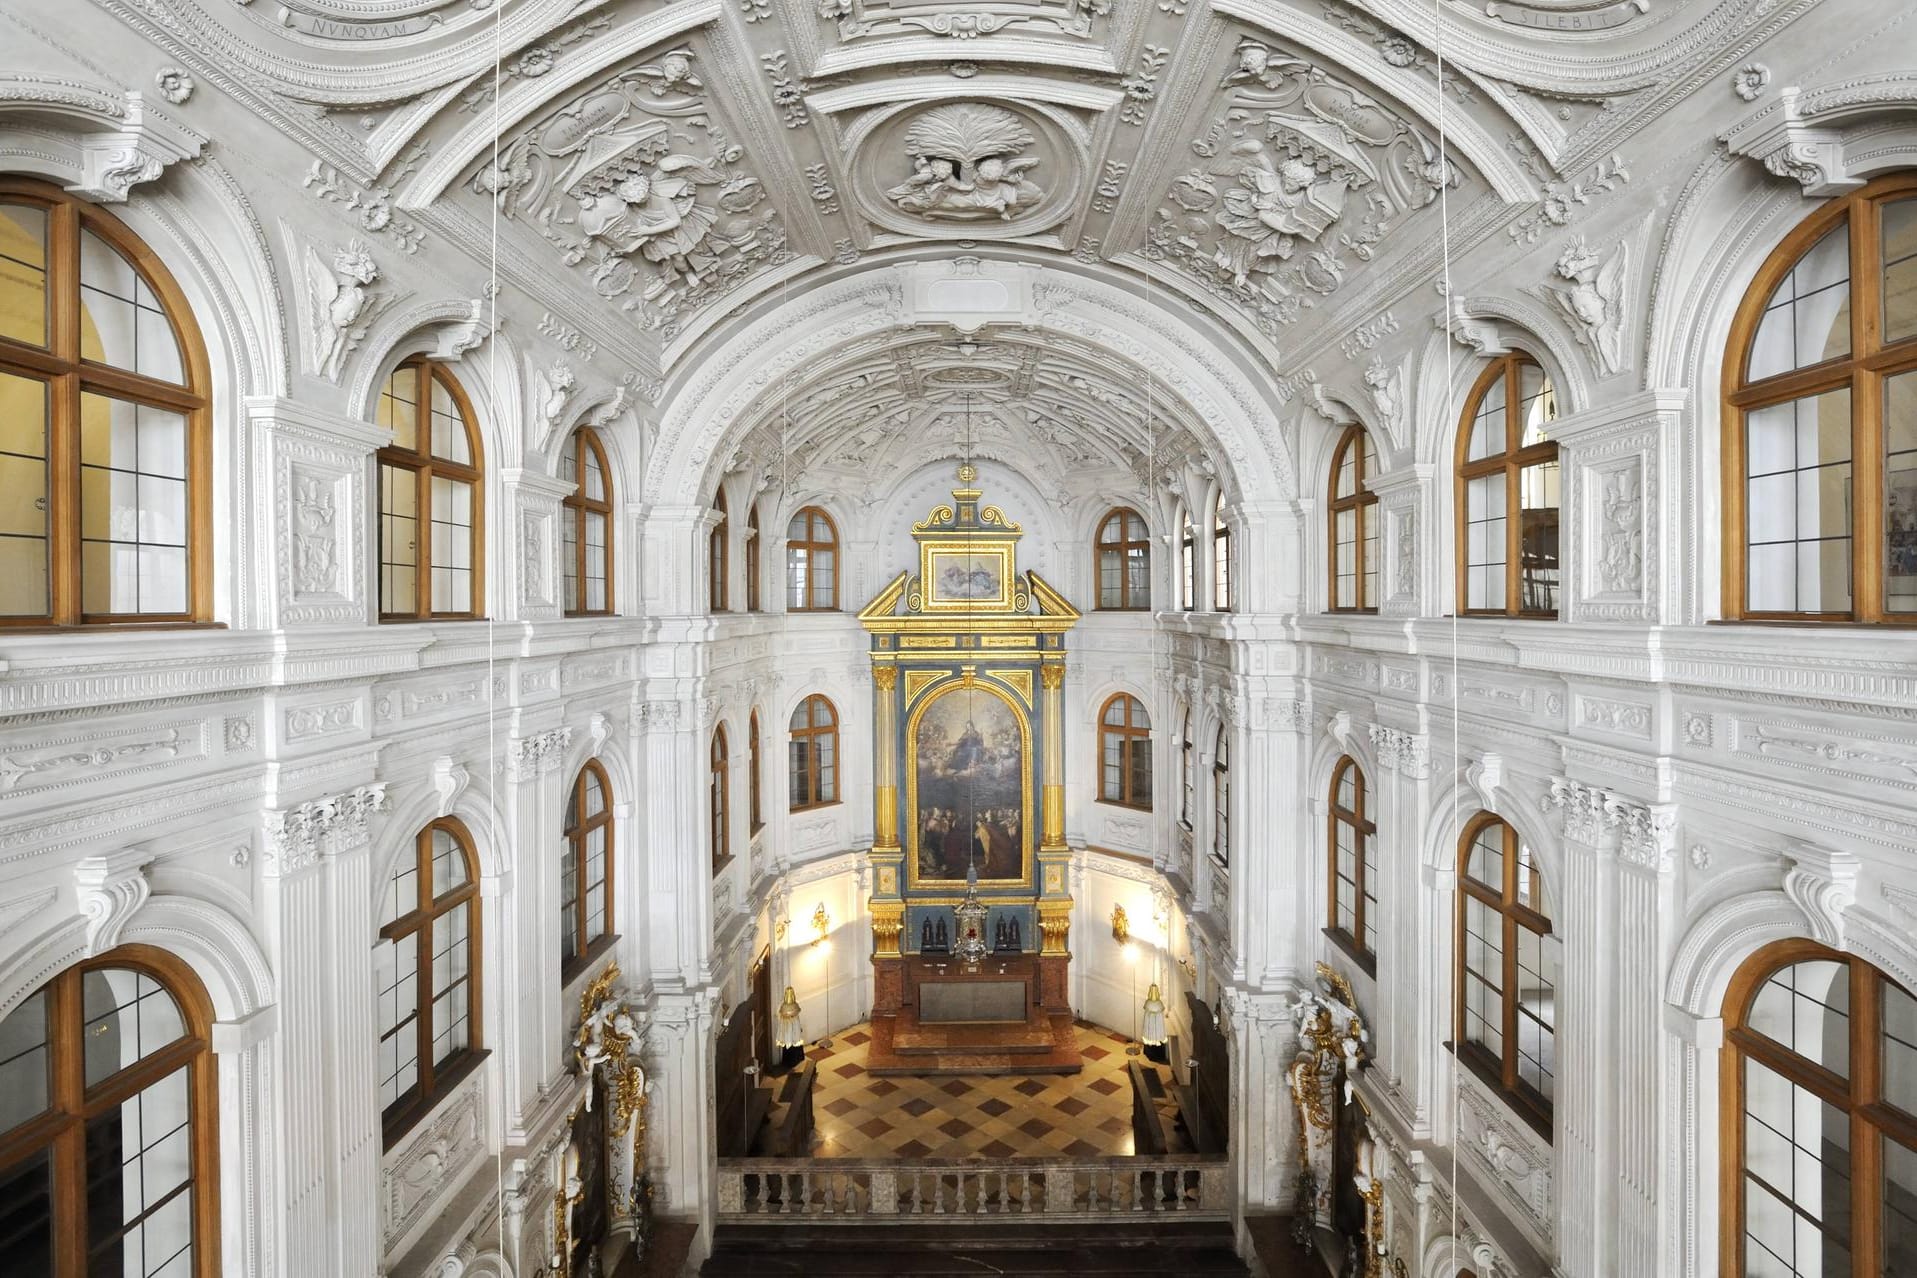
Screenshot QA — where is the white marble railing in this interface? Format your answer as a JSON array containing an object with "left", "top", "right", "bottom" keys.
[{"left": 715, "top": 1157, "right": 1231, "bottom": 1221}]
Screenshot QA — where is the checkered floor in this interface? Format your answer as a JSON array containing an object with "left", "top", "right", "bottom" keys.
[{"left": 781, "top": 1021, "right": 1191, "bottom": 1160}]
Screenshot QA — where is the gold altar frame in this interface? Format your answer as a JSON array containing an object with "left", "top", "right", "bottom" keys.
[
  {"left": 918, "top": 539, "right": 1016, "bottom": 612},
  {"left": 904, "top": 673, "right": 1034, "bottom": 890}
]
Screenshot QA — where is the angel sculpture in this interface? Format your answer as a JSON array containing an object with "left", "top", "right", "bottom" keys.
[
  {"left": 1212, "top": 141, "right": 1348, "bottom": 290},
  {"left": 886, "top": 104, "right": 1045, "bottom": 222},
  {"left": 1222, "top": 38, "right": 1308, "bottom": 92},
  {"left": 304, "top": 241, "right": 387, "bottom": 384},
  {"left": 1545, "top": 236, "right": 1627, "bottom": 376}
]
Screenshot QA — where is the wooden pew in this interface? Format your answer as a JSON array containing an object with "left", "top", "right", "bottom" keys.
[
  {"left": 769, "top": 1060, "right": 817, "bottom": 1157},
  {"left": 1128, "top": 1060, "right": 1169, "bottom": 1156}
]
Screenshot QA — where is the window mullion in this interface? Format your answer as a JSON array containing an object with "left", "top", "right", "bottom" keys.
[{"left": 1855, "top": 365, "right": 1886, "bottom": 621}]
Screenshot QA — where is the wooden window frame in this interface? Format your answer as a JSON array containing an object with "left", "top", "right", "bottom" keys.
[
  {"left": 1722, "top": 172, "right": 1917, "bottom": 623},
  {"left": 1179, "top": 709, "right": 1195, "bottom": 831},
  {"left": 1325, "top": 755, "right": 1377, "bottom": 975},
  {"left": 380, "top": 818, "right": 485, "bottom": 1146},
  {"left": 0, "top": 944, "right": 220, "bottom": 1277},
  {"left": 1211, "top": 726, "right": 1229, "bottom": 866},
  {"left": 1097, "top": 693, "right": 1153, "bottom": 810},
  {"left": 788, "top": 694, "right": 840, "bottom": 813},
  {"left": 1454, "top": 352, "right": 1560, "bottom": 620},
  {"left": 0, "top": 178, "right": 213, "bottom": 629},
  {"left": 710, "top": 726, "right": 731, "bottom": 873},
  {"left": 709, "top": 491, "right": 729, "bottom": 613},
  {"left": 1721, "top": 939, "right": 1917, "bottom": 1277},
  {"left": 748, "top": 710, "right": 764, "bottom": 834},
  {"left": 1453, "top": 813, "right": 1555, "bottom": 1138},
  {"left": 1180, "top": 513, "right": 1196, "bottom": 612},
  {"left": 786, "top": 505, "right": 840, "bottom": 612},
  {"left": 745, "top": 507, "right": 761, "bottom": 612},
  {"left": 377, "top": 356, "right": 485, "bottom": 622},
  {"left": 1328, "top": 424, "right": 1380, "bottom": 614},
  {"left": 561, "top": 425, "right": 613, "bottom": 617},
  {"left": 1212, "top": 511, "right": 1233, "bottom": 612},
  {"left": 561, "top": 761, "right": 616, "bottom": 984},
  {"left": 1094, "top": 507, "right": 1151, "bottom": 611}
]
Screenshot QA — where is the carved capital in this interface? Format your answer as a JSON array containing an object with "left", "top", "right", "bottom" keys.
[
  {"left": 262, "top": 783, "right": 387, "bottom": 876},
  {"left": 507, "top": 726, "right": 574, "bottom": 782},
  {"left": 872, "top": 665, "right": 898, "bottom": 692},
  {"left": 1040, "top": 663, "right": 1066, "bottom": 691}
]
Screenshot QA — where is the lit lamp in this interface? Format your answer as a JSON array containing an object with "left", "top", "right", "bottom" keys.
[
  {"left": 811, "top": 904, "right": 834, "bottom": 1049},
  {"left": 1142, "top": 982, "right": 1169, "bottom": 1065}
]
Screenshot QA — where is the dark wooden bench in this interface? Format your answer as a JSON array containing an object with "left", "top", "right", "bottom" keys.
[
  {"left": 768, "top": 1060, "right": 816, "bottom": 1157},
  {"left": 1128, "top": 1061, "right": 1169, "bottom": 1156}
]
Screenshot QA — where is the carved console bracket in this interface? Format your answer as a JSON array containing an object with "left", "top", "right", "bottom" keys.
[
  {"left": 0, "top": 76, "right": 205, "bottom": 202},
  {"left": 73, "top": 846, "right": 155, "bottom": 956},
  {"left": 1782, "top": 842, "right": 1862, "bottom": 949},
  {"left": 1721, "top": 75, "right": 1917, "bottom": 197}
]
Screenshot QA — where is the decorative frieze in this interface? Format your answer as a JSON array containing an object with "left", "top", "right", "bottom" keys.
[{"left": 261, "top": 783, "right": 387, "bottom": 876}]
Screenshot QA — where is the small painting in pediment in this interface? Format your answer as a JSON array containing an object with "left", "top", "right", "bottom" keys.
[{"left": 930, "top": 550, "right": 1005, "bottom": 604}]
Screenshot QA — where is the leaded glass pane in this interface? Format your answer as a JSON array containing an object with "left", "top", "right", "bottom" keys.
[
  {"left": 1886, "top": 369, "right": 1917, "bottom": 614},
  {"left": 79, "top": 230, "right": 183, "bottom": 384},
  {"left": 0, "top": 202, "right": 48, "bottom": 348},
  {"left": 78, "top": 395, "right": 188, "bottom": 615},
  {"left": 1748, "top": 960, "right": 1851, "bottom": 1076},
  {"left": 0, "top": 369, "right": 50, "bottom": 617},
  {"left": 1749, "top": 225, "right": 1853, "bottom": 381},
  {"left": 1743, "top": 1058, "right": 1853, "bottom": 1276},
  {"left": 1746, "top": 389, "right": 1854, "bottom": 613},
  {"left": 0, "top": 987, "right": 49, "bottom": 1134}
]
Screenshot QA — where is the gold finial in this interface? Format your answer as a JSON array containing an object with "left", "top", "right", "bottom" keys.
[{"left": 956, "top": 462, "right": 978, "bottom": 485}]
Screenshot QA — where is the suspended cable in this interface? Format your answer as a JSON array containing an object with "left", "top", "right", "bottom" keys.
[{"left": 1430, "top": 0, "right": 1466, "bottom": 1259}]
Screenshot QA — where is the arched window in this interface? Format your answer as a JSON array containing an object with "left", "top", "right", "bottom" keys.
[
  {"left": 789, "top": 695, "right": 839, "bottom": 811},
  {"left": 745, "top": 507, "right": 761, "bottom": 612},
  {"left": 377, "top": 818, "right": 482, "bottom": 1142},
  {"left": 1098, "top": 694, "right": 1152, "bottom": 809},
  {"left": 1724, "top": 173, "right": 1917, "bottom": 621},
  {"left": 1211, "top": 726, "right": 1229, "bottom": 865},
  {"left": 561, "top": 761, "right": 614, "bottom": 980},
  {"left": 561, "top": 425, "right": 612, "bottom": 616},
  {"left": 1723, "top": 942, "right": 1917, "bottom": 1274},
  {"left": 0, "top": 946, "right": 218, "bottom": 1274},
  {"left": 709, "top": 491, "right": 729, "bottom": 612},
  {"left": 377, "top": 357, "right": 483, "bottom": 620},
  {"left": 710, "top": 727, "right": 730, "bottom": 871},
  {"left": 0, "top": 179, "right": 210, "bottom": 626},
  {"left": 1329, "top": 424, "right": 1380, "bottom": 612},
  {"left": 1327, "top": 756, "right": 1377, "bottom": 970},
  {"left": 748, "top": 710, "right": 764, "bottom": 834},
  {"left": 1095, "top": 508, "right": 1151, "bottom": 610},
  {"left": 1456, "top": 353, "right": 1559, "bottom": 618},
  {"left": 1180, "top": 708, "right": 1195, "bottom": 829},
  {"left": 1213, "top": 509, "right": 1233, "bottom": 612},
  {"left": 786, "top": 506, "right": 838, "bottom": 611},
  {"left": 1456, "top": 814, "right": 1557, "bottom": 1133},
  {"left": 1180, "top": 511, "right": 1197, "bottom": 611}
]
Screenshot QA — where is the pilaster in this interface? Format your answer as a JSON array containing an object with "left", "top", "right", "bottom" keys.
[
  {"left": 500, "top": 468, "right": 574, "bottom": 622},
  {"left": 244, "top": 397, "right": 387, "bottom": 630},
  {"left": 1550, "top": 391, "right": 1688, "bottom": 625}
]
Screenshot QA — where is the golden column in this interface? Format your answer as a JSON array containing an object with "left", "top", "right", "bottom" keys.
[
  {"left": 871, "top": 664, "right": 900, "bottom": 851},
  {"left": 1039, "top": 659, "right": 1067, "bottom": 851},
  {"left": 868, "top": 662, "right": 906, "bottom": 970}
]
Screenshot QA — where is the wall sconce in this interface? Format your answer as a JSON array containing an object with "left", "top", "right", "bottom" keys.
[
  {"left": 810, "top": 903, "right": 831, "bottom": 945},
  {"left": 1110, "top": 903, "right": 1130, "bottom": 945}
]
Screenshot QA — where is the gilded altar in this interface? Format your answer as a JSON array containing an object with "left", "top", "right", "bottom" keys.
[{"left": 858, "top": 466, "right": 1078, "bottom": 1023}]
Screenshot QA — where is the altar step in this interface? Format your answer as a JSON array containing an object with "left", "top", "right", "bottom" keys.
[
  {"left": 866, "top": 1011, "right": 1084, "bottom": 1076},
  {"left": 700, "top": 1221, "right": 1250, "bottom": 1276}
]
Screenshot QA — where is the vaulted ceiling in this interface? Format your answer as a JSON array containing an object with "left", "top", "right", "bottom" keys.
[{"left": 122, "top": 0, "right": 1731, "bottom": 492}]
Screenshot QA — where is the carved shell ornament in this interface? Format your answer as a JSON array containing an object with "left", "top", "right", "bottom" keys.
[{"left": 887, "top": 104, "right": 1047, "bottom": 224}]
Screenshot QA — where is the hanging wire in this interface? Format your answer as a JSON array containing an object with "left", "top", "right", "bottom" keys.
[
  {"left": 485, "top": 0, "right": 507, "bottom": 1261},
  {"left": 1430, "top": 0, "right": 1466, "bottom": 1256}
]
